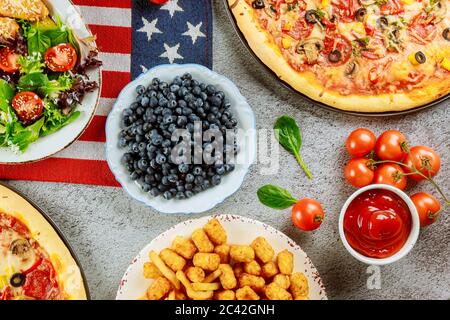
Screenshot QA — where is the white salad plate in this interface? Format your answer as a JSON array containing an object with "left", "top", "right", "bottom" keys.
[
  {"left": 106, "top": 64, "right": 256, "bottom": 214},
  {"left": 116, "top": 214, "right": 327, "bottom": 300},
  {"left": 0, "top": 0, "right": 101, "bottom": 164}
]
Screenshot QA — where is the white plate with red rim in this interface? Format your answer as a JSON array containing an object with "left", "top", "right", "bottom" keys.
[
  {"left": 0, "top": 0, "right": 101, "bottom": 164},
  {"left": 116, "top": 214, "right": 327, "bottom": 300}
]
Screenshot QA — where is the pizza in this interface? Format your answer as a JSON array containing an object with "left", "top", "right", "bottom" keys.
[
  {"left": 0, "top": 185, "right": 87, "bottom": 300},
  {"left": 228, "top": 0, "right": 450, "bottom": 112}
]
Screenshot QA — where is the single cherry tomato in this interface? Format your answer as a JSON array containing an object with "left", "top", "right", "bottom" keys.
[
  {"left": 291, "top": 198, "right": 324, "bottom": 231},
  {"left": 11, "top": 92, "right": 44, "bottom": 125},
  {"left": 402, "top": 146, "right": 441, "bottom": 181},
  {"left": 345, "top": 128, "right": 376, "bottom": 157},
  {"left": 375, "top": 130, "right": 407, "bottom": 161},
  {"left": 44, "top": 43, "right": 78, "bottom": 72},
  {"left": 149, "top": 0, "right": 168, "bottom": 4},
  {"left": 411, "top": 192, "right": 441, "bottom": 227},
  {"left": 344, "top": 158, "right": 374, "bottom": 188},
  {"left": 0, "top": 47, "right": 20, "bottom": 73},
  {"left": 373, "top": 163, "right": 407, "bottom": 191}
]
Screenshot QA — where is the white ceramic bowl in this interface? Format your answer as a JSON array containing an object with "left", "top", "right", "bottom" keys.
[
  {"left": 116, "top": 214, "right": 327, "bottom": 300},
  {"left": 339, "top": 184, "right": 420, "bottom": 265},
  {"left": 0, "top": 0, "right": 101, "bottom": 164},
  {"left": 106, "top": 64, "right": 256, "bottom": 214}
]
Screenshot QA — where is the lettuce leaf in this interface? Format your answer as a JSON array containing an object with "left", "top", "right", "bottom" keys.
[
  {"left": 41, "top": 100, "right": 81, "bottom": 137},
  {"left": 17, "top": 73, "right": 73, "bottom": 98},
  {"left": 18, "top": 53, "right": 45, "bottom": 74}
]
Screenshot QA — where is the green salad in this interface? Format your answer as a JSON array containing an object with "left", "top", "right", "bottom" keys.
[{"left": 0, "top": 17, "right": 101, "bottom": 153}]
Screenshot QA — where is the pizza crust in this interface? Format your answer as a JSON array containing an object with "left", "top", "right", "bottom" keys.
[
  {"left": 0, "top": 184, "right": 87, "bottom": 300},
  {"left": 229, "top": 0, "right": 450, "bottom": 113}
]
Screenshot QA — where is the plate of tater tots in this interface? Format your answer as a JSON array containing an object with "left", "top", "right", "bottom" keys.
[{"left": 116, "top": 215, "right": 327, "bottom": 300}]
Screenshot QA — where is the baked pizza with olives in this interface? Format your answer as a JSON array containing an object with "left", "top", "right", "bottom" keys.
[
  {"left": 0, "top": 184, "right": 87, "bottom": 300},
  {"left": 228, "top": 0, "right": 450, "bottom": 112}
]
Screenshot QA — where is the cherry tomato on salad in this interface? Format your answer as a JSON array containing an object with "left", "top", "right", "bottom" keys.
[
  {"left": 402, "top": 146, "right": 441, "bottom": 181},
  {"left": 291, "top": 198, "right": 324, "bottom": 231},
  {"left": 344, "top": 158, "right": 374, "bottom": 188},
  {"left": 375, "top": 130, "right": 407, "bottom": 161},
  {"left": 0, "top": 47, "right": 19, "bottom": 73},
  {"left": 411, "top": 192, "right": 441, "bottom": 227},
  {"left": 345, "top": 128, "right": 376, "bottom": 157},
  {"left": 44, "top": 43, "right": 78, "bottom": 72},
  {"left": 11, "top": 92, "right": 44, "bottom": 125},
  {"left": 373, "top": 163, "right": 407, "bottom": 191},
  {"left": 149, "top": 0, "right": 168, "bottom": 4}
]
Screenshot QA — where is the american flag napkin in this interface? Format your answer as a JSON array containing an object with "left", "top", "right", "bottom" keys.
[{"left": 0, "top": 0, "right": 213, "bottom": 187}]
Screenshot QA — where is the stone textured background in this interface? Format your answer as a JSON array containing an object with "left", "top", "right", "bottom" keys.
[{"left": 3, "top": 1, "right": 449, "bottom": 299}]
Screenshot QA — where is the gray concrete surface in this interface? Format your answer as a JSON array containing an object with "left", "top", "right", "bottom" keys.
[{"left": 3, "top": 1, "right": 450, "bottom": 300}]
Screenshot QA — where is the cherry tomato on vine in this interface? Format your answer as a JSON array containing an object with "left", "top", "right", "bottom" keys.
[
  {"left": 402, "top": 146, "right": 441, "bottom": 181},
  {"left": 345, "top": 128, "right": 376, "bottom": 157},
  {"left": 344, "top": 158, "right": 374, "bottom": 188},
  {"left": 375, "top": 130, "right": 407, "bottom": 161},
  {"left": 373, "top": 163, "right": 407, "bottom": 190},
  {"left": 411, "top": 192, "right": 441, "bottom": 227},
  {"left": 44, "top": 43, "right": 78, "bottom": 72},
  {"left": 291, "top": 199, "right": 324, "bottom": 231}
]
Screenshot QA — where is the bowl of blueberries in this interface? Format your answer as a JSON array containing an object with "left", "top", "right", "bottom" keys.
[{"left": 106, "top": 64, "right": 256, "bottom": 214}]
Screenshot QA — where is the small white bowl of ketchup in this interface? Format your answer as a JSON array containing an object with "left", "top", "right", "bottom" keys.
[{"left": 339, "top": 184, "right": 420, "bottom": 265}]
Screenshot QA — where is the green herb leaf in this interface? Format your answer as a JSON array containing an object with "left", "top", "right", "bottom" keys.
[
  {"left": 257, "top": 185, "right": 297, "bottom": 210},
  {"left": 8, "top": 117, "right": 45, "bottom": 152},
  {"left": 274, "top": 115, "right": 313, "bottom": 179},
  {"left": 18, "top": 53, "right": 45, "bottom": 74},
  {"left": 17, "top": 73, "right": 73, "bottom": 98},
  {"left": 41, "top": 100, "right": 81, "bottom": 137}
]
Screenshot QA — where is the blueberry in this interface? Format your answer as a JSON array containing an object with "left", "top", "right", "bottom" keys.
[
  {"left": 159, "top": 97, "right": 168, "bottom": 107},
  {"left": 138, "top": 142, "right": 146, "bottom": 152},
  {"left": 216, "top": 165, "right": 225, "bottom": 175},
  {"left": 121, "top": 153, "right": 133, "bottom": 164},
  {"left": 178, "top": 100, "right": 187, "bottom": 109},
  {"left": 176, "top": 192, "right": 186, "bottom": 200},
  {"left": 156, "top": 154, "right": 167, "bottom": 164},
  {"left": 141, "top": 96, "right": 150, "bottom": 107},
  {"left": 168, "top": 99, "right": 177, "bottom": 109},
  {"left": 193, "top": 166, "right": 203, "bottom": 176},
  {"left": 177, "top": 116, "right": 188, "bottom": 127},
  {"left": 163, "top": 191, "right": 173, "bottom": 200},
  {"left": 206, "top": 85, "right": 216, "bottom": 95},
  {"left": 144, "top": 174, "right": 155, "bottom": 184},
  {"left": 118, "top": 137, "right": 127, "bottom": 148},
  {"left": 142, "top": 183, "right": 151, "bottom": 192},
  {"left": 168, "top": 174, "right": 178, "bottom": 183},
  {"left": 207, "top": 114, "right": 216, "bottom": 122},
  {"left": 177, "top": 185, "right": 185, "bottom": 192},
  {"left": 149, "top": 188, "right": 160, "bottom": 197},
  {"left": 159, "top": 82, "right": 169, "bottom": 90},
  {"left": 170, "top": 84, "right": 180, "bottom": 93},
  {"left": 194, "top": 176, "right": 204, "bottom": 186},
  {"left": 224, "top": 164, "right": 235, "bottom": 172},
  {"left": 185, "top": 190, "right": 194, "bottom": 198},
  {"left": 193, "top": 186, "right": 202, "bottom": 194},
  {"left": 178, "top": 164, "right": 189, "bottom": 173},
  {"left": 182, "top": 108, "right": 193, "bottom": 116},
  {"left": 210, "top": 96, "right": 221, "bottom": 107},
  {"left": 192, "top": 86, "right": 201, "bottom": 96},
  {"left": 130, "top": 171, "right": 140, "bottom": 180},
  {"left": 185, "top": 173, "right": 195, "bottom": 183},
  {"left": 136, "top": 85, "right": 145, "bottom": 95},
  {"left": 168, "top": 123, "right": 177, "bottom": 133},
  {"left": 152, "top": 135, "right": 163, "bottom": 146},
  {"left": 173, "top": 76, "right": 182, "bottom": 85},
  {"left": 161, "top": 176, "right": 170, "bottom": 186}
]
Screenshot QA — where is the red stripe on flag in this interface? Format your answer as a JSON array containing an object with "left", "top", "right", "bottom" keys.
[
  {"left": 89, "top": 25, "right": 132, "bottom": 54},
  {"left": 72, "top": 0, "right": 132, "bottom": 8},
  {"left": 101, "top": 70, "right": 131, "bottom": 98},
  {"left": 0, "top": 158, "right": 120, "bottom": 187},
  {"left": 79, "top": 116, "right": 107, "bottom": 142}
]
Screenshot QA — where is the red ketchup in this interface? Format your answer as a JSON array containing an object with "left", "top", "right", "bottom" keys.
[{"left": 344, "top": 189, "right": 412, "bottom": 259}]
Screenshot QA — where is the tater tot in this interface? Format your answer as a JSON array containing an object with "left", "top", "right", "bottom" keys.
[
  {"left": 219, "top": 264, "right": 237, "bottom": 290},
  {"left": 261, "top": 261, "right": 279, "bottom": 279},
  {"left": 230, "top": 245, "right": 255, "bottom": 263},
  {"left": 160, "top": 248, "right": 186, "bottom": 272},
  {"left": 214, "top": 290, "right": 236, "bottom": 300},
  {"left": 265, "top": 282, "right": 293, "bottom": 300},
  {"left": 244, "top": 260, "right": 261, "bottom": 276},
  {"left": 203, "top": 219, "right": 227, "bottom": 245},
  {"left": 172, "top": 236, "right": 197, "bottom": 259},
  {"left": 273, "top": 274, "right": 290, "bottom": 290},
  {"left": 191, "top": 229, "right": 214, "bottom": 253},
  {"left": 277, "top": 250, "right": 293, "bottom": 275},
  {"left": 146, "top": 277, "right": 171, "bottom": 300},
  {"left": 236, "top": 286, "right": 260, "bottom": 300},
  {"left": 186, "top": 266, "right": 205, "bottom": 283},
  {"left": 251, "top": 237, "right": 275, "bottom": 263},
  {"left": 290, "top": 272, "right": 309, "bottom": 299},
  {"left": 143, "top": 262, "right": 162, "bottom": 279},
  {"left": 214, "top": 244, "right": 230, "bottom": 264},
  {"left": 233, "top": 263, "right": 244, "bottom": 278},
  {"left": 238, "top": 273, "right": 265, "bottom": 291},
  {"left": 193, "top": 253, "right": 221, "bottom": 271}
]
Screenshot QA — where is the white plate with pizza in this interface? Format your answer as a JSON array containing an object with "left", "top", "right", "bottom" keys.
[
  {"left": 226, "top": 0, "right": 450, "bottom": 114},
  {"left": 116, "top": 214, "right": 327, "bottom": 300},
  {"left": 0, "top": 183, "right": 88, "bottom": 300}
]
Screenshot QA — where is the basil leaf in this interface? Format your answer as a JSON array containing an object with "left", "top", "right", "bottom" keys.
[
  {"left": 257, "top": 185, "right": 297, "bottom": 209},
  {"left": 27, "top": 29, "right": 52, "bottom": 54},
  {"left": 274, "top": 115, "right": 313, "bottom": 179}
]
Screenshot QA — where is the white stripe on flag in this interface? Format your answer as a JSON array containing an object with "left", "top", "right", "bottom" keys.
[
  {"left": 54, "top": 141, "right": 106, "bottom": 161},
  {"left": 76, "top": 5, "right": 132, "bottom": 27},
  {"left": 96, "top": 98, "right": 116, "bottom": 116},
  {"left": 98, "top": 52, "right": 131, "bottom": 73}
]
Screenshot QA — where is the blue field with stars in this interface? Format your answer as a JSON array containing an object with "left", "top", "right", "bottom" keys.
[{"left": 131, "top": 0, "right": 213, "bottom": 79}]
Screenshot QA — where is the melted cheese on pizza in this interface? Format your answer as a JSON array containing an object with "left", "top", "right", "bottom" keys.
[{"left": 245, "top": 0, "right": 450, "bottom": 95}]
